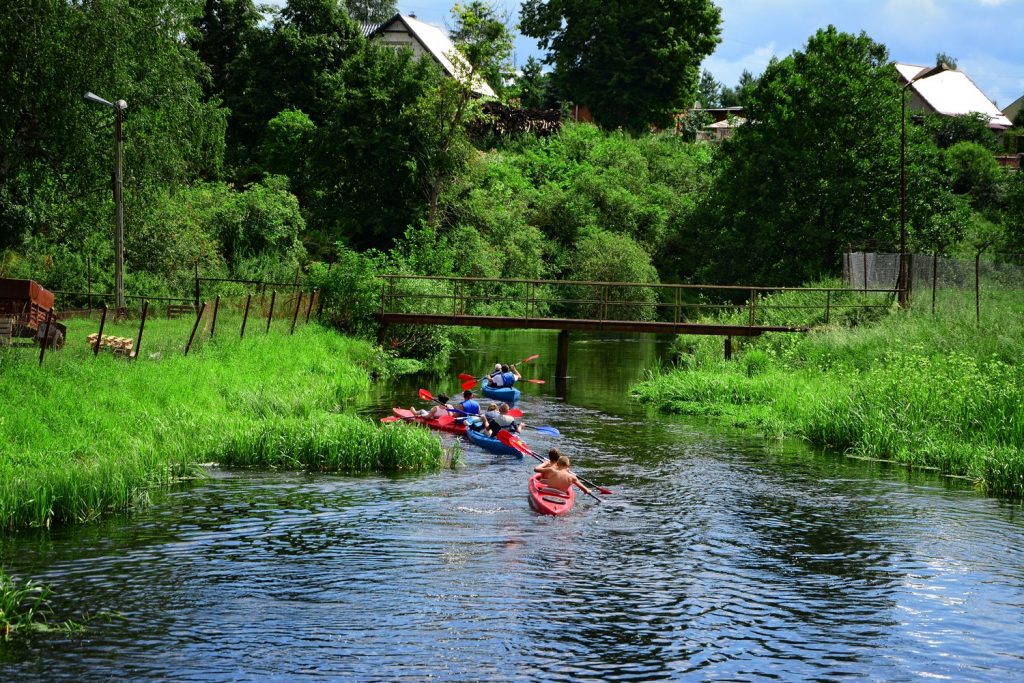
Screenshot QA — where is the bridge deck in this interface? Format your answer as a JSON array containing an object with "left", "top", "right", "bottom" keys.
[{"left": 376, "top": 312, "right": 807, "bottom": 336}]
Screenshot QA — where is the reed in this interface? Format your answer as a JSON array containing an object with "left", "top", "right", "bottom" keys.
[
  {"left": 0, "top": 567, "right": 54, "bottom": 639},
  {"left": 0, "top": 316, "right": 450, "bottom": 530},
  {"left": 635, "top": 285, "right": 1024, "bottom": 496}
]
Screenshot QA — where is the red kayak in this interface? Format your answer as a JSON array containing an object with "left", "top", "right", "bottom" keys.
[
  {"left": 528, "top": 473, "right": 575, "bottom": 516},
  {"left": 391, "top": 408, "right": 467, "bottom": 435}
]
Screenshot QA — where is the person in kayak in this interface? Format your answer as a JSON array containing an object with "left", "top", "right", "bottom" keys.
[
  {"left": 500, "top": 364, "right": 521, "bottom": 387},
  {"left": 483, "top": 402, "right": 521, "bottom": 437},
  {"left": 488, "top": 363, "right": 506, "bottom": 387},
  {"left": 483, "top": 402, "right": 501, "bottom": 423},
  {"left": 543, "top": 456, "right": 590, "bottom": 496},
  {"left": 534, "top": 448, "right": 562, "bottom": 474},
  {"left": 412, "top": 393, "right": 453, "bottom": 420}
]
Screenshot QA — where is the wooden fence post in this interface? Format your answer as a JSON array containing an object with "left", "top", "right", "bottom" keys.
[
  {"left": 184, "top": 302, "right": 207, "bottom": 356},
  {"left": 266, "top": 291, "right": 276, "bottom": 333},
  {"left": 241, "top": 294, "right": 251, "bottom": 338},
  {"left": 305, "top": 290, "right": 316, "bottom": 324},
  {"left": 210, "top": 295, "right": 220, "bottom": 336},
  {"left": 38, "top": 308, "right": 53, "bottom": 366},
  {"left": 94, "top": 304, "right": 107, "bottom": 356},
  {"left": 134, "top": 301, "right": 148, "bottom": 361},
  {"left": 290, "top": 291, "right": 302, "bottom": 334}
]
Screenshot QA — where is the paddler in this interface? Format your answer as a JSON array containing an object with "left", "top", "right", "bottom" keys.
[
  {"left": 533, "top": 448, "right": 562, "bottom": 474},
  {"left": 541, "top": 455, "right": 590, "bottom": 497}
]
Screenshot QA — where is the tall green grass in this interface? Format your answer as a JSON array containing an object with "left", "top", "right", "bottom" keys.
[
  {"left": 635, "top": 285, "right": 1024, "bottom": 496},
  {"left": 0, "top": 315, "right": 451, "bottom": 530}
]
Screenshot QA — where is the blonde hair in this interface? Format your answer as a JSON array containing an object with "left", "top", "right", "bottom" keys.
[{"left": 557, "top": 456, "right": 570, "bottom": 468}]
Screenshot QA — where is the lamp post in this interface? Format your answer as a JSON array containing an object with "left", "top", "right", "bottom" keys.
[
  {"left": 899, "top": 63, "right": 948, "bottom": 306},
  {"left": 83, "top": 91, "right": 128, "bottom": 312}
]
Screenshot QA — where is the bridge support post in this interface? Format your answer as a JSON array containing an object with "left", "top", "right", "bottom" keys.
[
  {"left": 556, "top": 329, "right": 569, "bottom": 379},
  {"left": 724, "top": 336, "right": 732, "bottom": 360},
  {"left": 376, "top": 322, "right": 389, "bottom": 347}
]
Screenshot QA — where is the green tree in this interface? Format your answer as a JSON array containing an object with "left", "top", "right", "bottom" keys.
[
  {"left": 696, "top": 27, "right": 906, "bottom": 285},
  {"left": 719, "top": 69, "right": 758, "bottom": 108},
  {"left": 520, "top": 0, "right": 722, "bottom": 132},
  {"left": 945, "top": 141, "right": 1002, "bottom": 207},
  {"left": 514, "top": 56, "right": 556, "bottom": 109},
  {"left": 698, "top": 69, "right": 721, "bottom": 108},
  {"left": 923, "top": 112, "right": 999, "bottom": 151},
  {"left": 935, "top": 52, "right": 958, "bottom": 70},
  {"left": 344, "top": 0, "right": 396, "bottom": 24}
]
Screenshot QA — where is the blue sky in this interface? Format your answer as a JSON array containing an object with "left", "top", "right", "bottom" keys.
[{"left": 271, "top": 0, "right": 1024, "bottom": 108}]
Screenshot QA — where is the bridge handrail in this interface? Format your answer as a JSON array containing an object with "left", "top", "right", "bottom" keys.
[{"left": 375, "top": 273, "right": 900, "bottom": 294}]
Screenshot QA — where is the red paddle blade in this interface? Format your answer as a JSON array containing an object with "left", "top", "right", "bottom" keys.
[
  {"left": 519, "top": 354, "right": 539, "bottom": 365},
  {"left": 525, "top": 379, "right": 545, "bottom": 384},
  {"left": 435, "top": 414, "right": 455, "bottom": 425},
  {"left": 457, "top": 373, "right": 476, "bottom": 382},
  {"left": 392, "top": 408, "right": 416, "bottom": 419},
  {"left": 380, "top": 416, "right": 401, "bottom": 423},
  {"left": 507, "top": 408, "right": 523, "bottom": 418},
  {"left": 461, "top": 378, "right": 478, "bottom": 391},
  {"left": 418, "top": 388, "right": 434, "bottom": 402},
  {"left": 597, "top": 486, "right": 614, "bottom": 494},
  {"left": 496, "top": 430, "right": 523, "bottom": 450}
]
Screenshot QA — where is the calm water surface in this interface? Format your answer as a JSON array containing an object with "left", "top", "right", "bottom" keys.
[{"left": 2, "top": 330, "right": 1023, "bottom": 681}]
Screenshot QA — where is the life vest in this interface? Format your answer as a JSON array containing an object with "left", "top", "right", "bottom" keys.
[
  {"left": 501, "top": 371, "right": 516, "bottom": 387},
  {"left": 461, "top": 399, "right": 481, "bottom": 415},
  {"left": 488, "top": 371, "right": 505, "bottom": 387}
]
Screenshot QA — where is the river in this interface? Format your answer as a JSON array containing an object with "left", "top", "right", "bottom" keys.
[{"left": 2, "top": 330, "right": 1023, "bottom": 681}]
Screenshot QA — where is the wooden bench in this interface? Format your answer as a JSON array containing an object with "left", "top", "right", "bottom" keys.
[{"left": 167, "top": 304, "right": 196, "bottom": 318}]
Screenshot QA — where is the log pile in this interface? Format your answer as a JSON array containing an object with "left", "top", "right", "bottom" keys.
[
  {"left": 87, "top": 333, "right": 134, "bottom": 355},
  {"left": 468, "top": 102, "right": 562, "bottom": 140}
]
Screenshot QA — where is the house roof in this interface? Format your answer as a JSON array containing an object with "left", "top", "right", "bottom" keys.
[
  {"left": 895, "top": 63, "right": 1012, "bottom": 129},
  {"left": 1004, "top": 94, "right": 1024, "bottom": 122},
  {"left": 370, "top": 14, "right": 496, "bottom": 98}
]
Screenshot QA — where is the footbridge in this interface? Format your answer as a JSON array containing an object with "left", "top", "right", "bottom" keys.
[{"left": 374, "top": 275, "right": 896, "bottom": 378}]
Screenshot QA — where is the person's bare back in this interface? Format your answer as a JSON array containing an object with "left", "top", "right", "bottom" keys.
[{"left": 543, "top": 455, "right": 589, "bottom": 495}]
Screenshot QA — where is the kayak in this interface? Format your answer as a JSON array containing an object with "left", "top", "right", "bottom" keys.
[
  {"left": 482, "top": 379, "right": 521, "bottom": 406},
  {"left": 465, "top": 426, "right": 524, "bottom": 456},
  {"left": 391, "top": 407, "right": 467, "bottom": 435},
  {"left": 528, "top": 473, "right": 575, "bottom": 516}
]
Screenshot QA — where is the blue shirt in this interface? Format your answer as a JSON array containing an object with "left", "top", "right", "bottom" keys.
[
  {"left": 501, "top": 371, "right": 516, "bottom": 387},
  {"left": 461, "top": 399, "right": 481, "bottom": 415}
]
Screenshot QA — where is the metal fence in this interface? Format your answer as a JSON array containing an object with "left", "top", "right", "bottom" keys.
[{"left": 844, "top": 251, "right": 1024, "bottom": 320}]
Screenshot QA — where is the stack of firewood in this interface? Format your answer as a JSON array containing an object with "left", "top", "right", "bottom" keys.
[
  {"left": 468, "top": 102, "right": 562, "bottom": 140},
  {"left": 86, "top": 333, "right": 134, "bottom": 354}
]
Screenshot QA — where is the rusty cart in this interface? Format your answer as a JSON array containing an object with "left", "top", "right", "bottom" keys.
[{"left": 0, "top": 278, "right": 65, "bottom": 349}]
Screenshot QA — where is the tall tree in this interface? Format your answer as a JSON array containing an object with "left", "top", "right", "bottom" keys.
[
  {"left": 344, "top": 0, "right": 396, "bottom": 24},
  {"left": 698, "top": 69, "right": 721, "bottom": 108},
  {"left": 695, "top": 27, "right": 911, "bottom": 285},
  {"left": 520, "top": 0, "right": 722, "bottom": 132},
  {"left": 514, "top": 56, "right": 556, "bottom": 109}
]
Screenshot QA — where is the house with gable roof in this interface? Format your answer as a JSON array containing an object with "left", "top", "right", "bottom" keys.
[
  {"left": 895, "top": 63, "right": 1012, "bottom": 133},
  {"left": 367, "top": 13, "right": 496, "bottom": 98},
  {"left": 1004, "top": 94, "right": 1024, "bottom": 126}
]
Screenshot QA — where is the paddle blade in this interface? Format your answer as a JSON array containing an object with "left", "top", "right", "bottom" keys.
[
  {"left": 461, "top": 378, "right": 478, "bottom": 391},
  {"left": 457, "top": 373, "right": 476, "bottom": 382},
  {"left": 435, "top": 414, "right": 455, "bottom": 426},
  {"left": 392, "top": 408, "right": 416, "bottom": 419},
  {"left": 525, "top": 379, "right": 546, "bottom": 384},
  {"left": 597, "top": 486, "right": 614, "bottom": 495},
  {"left": 532, "top": 425, "right": 561, "bottom": 436},
  {"left": 518, "top": 354, "right": 539, "bottom": 365},
  {"left": 507, "top": 408, "right": 523, "bottom": 418},
  {"left": 418, "top": 388, "right": 434, "bottom": 402},
  {"left": 496, "top": 429, "right": 527, "bottom": 453},
  {"left": 380, "top": 416, "right": 401, "bottom": 423}
]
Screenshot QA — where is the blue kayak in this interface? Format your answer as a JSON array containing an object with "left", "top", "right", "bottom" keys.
[
  {"left": 465, "top": 426, "right": 524, "bottom": 457},
  {"left": 481, "top": 379, "right": 521, "bottom": 406}
]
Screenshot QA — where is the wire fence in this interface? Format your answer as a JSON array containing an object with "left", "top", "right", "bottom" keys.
[{"left": 844, "top": 251, "right": 1024, "bottom": 320}]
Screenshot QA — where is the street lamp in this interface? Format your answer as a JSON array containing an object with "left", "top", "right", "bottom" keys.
[
  {"left": 83, "top": 91, "right": 128, "bottom": 312},
  {"left": 899, "top": 62, "right": 949, "bottom": 306}
]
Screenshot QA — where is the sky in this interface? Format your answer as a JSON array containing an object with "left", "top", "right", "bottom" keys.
[{"left": 271, "top": 0, "right": 1024, "bottom": 109}]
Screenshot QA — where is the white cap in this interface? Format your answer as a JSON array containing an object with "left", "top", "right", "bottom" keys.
[{"left": 494, "top": 363, "right": 502, "bottom": 372}]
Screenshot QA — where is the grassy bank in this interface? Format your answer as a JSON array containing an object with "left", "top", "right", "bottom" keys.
[
  {"left": 633, "top": 287, "right": 1024, "bottom": 496},
  {"left": 0, "top": 315, "right": 452, "bottom": 530}
]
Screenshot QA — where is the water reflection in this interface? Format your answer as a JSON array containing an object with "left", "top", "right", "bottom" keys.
[{"left": 1, "top": 331, "right": 1023, "bottom": 680}]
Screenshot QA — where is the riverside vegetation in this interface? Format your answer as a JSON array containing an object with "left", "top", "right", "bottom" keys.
[
  {"left": 0, "top": 315, "right": 455, "bottom": 532},
  {"left": 633, "top": 285, "right": 1024, "bottom": 497}
]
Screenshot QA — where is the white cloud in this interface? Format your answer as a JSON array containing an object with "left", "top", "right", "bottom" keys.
[{"left": 704, "top": 43, "right": 778, "bottom": 88}]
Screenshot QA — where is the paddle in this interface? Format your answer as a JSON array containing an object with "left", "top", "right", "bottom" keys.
[
  {"left": 496, "top": 432, "right": 603, "bottom": 504},
  {"left": 522, "top": 424, "right": 560, "bottom": 436},
  {"left": 459, "top": 354, "right": 545, "bottom": 389},
  {"left": 380, "top": 416, "right": 402, "bottom": 423}
]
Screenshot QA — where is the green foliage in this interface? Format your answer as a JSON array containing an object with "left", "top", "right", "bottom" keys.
[
  {"left": 520, "top": 0, "right": 722, "bottom": 132},
  {"left": 566, "top": 228, "right": 659, "bottom": 320},
  {"left": 308, "top": 249, "right": 382, "bottom": 338},
  {"left": 696, "top": 27, "right": 903, "bottom": 285},
  {"left": 945, "top": 141, "right": 1002, "bottom": 206},
  {"left": 344, "top": 0, "right": 397, "bottom": 24},
  {"left": 923, "top": 112, "right": 998, "bottom": 151},
  {"left": 259, "top": 108, "right": 317, "bottom": 194},
  {"left": 0, "top": 568, "right": 63, "bottom": 639},
  {"left": 513, "top": 57, "right": 557, "bottom": 109},
  {"left": 635, "top": 291, "right": 1024, "bottom": 495},
  {"left": 0, "top": 320, "right": 451, "bottom": 531},
  {"left": 719, "top": 70, "right": 758, "bottom": 108}
]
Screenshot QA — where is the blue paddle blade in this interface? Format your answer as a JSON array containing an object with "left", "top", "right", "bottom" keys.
[{"left": 531, "top": 425, "right": 560, "bottom": 436}]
